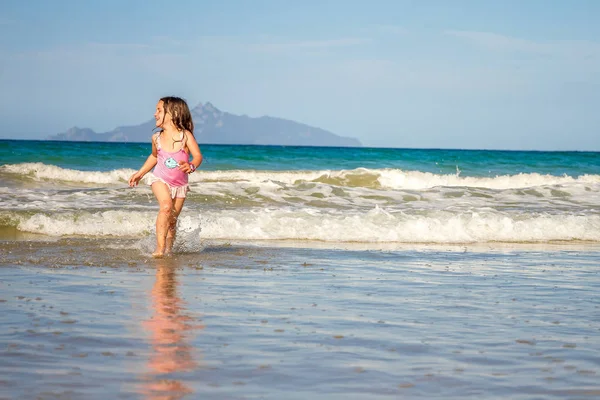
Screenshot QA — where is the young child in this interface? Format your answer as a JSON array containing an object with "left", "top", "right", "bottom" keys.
[{"left": 129, "top": 96, "right": 203, "bottom": 257}]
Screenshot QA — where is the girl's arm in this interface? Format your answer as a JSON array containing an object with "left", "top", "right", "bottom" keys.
[
  {"left": 128, "top": 136, "right": 158, "bottom": 187},
  {"left": 178, "top": 131, "right": 203, "bottom": 173}
]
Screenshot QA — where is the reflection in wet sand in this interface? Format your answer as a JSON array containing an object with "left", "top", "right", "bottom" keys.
[{"left": 140, "top": 259, "right": 204, "bottom": 399}]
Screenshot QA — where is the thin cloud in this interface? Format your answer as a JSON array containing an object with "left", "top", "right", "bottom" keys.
[
  {"left": 11, "top": 41, "right": 154, "bottom": 61},
  {"left": 86, "top": 42, "right": 152, "bottom": 51},
  {"left": 446, "top": 30, "right": 600, "bottom": 60},
  {"left": 373, "top": 24, "right": 408, "bottom": 35},
  {"left": 248, "top": 37, "right": 370, "bottom": 53}
]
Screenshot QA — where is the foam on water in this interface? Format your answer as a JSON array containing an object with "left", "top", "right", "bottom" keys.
[
  {"left": 2, "top": 161, "right": 599, "bottom": 245},
  {"left": 3, "top": 163, "right": 599, "bottom": 190},
  {"left": 14, "top": 210, "right": 156, "bottom": 236},
  {"left": 7, "top": 208, "right": 600, "bottom": 243},
  {"left": 1, "top": 163, "right": 135, "bottom": 185}
]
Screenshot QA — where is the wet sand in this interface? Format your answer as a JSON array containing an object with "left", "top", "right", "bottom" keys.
[{"left": 1, "top": 239, "right": 600, "bottom": 399}]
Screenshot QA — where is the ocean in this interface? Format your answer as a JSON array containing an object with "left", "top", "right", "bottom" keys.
[
  {"left": 1, "top": 140, "right": 599, "bottom": 245},
  {"left": 1, "top": 139, "right": 600, "bottom": 399}
]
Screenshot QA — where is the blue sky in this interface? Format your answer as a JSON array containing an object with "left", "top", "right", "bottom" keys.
[{"left": 1, "top": 0, "right": 599, "bottom": 150}]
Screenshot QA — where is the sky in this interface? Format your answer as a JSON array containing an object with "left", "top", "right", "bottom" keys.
[{"left": 0, "top": 0, "right": 599, "bottom": 150}]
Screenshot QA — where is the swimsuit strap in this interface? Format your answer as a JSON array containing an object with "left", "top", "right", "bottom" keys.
[{"left": 155, "top": 132, "right": 162, "bottom": 151}]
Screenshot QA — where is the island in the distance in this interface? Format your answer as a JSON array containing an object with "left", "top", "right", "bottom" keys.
[{"left": 48, "top": 102, "right": 362, "bottom": 147}]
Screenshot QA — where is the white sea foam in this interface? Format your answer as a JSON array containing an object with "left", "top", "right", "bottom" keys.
[
  {"left": 2, "top": 168, "right": 598, "bottom": 220},
  {"left": 12, "top": 208, "right": 600, "bottom": 243},
  {"left": 3, "top": 163, "right": 599, "bottom": 190},
  {"left": 192, "top": 169, "right": 600, "bottom": 190},
  {"left": 376, "top": 169, "right": 600, "bottom": 190},
  {"left": 0, "top": 163, "right": 136, "bottom": 185},
  {"left": 4, "top": 162, "right": 599, "bottom": 245},
  {"left": 16, "top": 210, "right": 156, "bottom": 237}
]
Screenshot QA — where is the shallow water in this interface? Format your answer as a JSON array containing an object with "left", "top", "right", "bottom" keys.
[{"left": 1, "top": 240, "right": 599, "bottom": 399}]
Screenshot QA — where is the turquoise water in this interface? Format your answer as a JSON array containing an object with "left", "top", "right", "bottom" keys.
[{"left": 2, "top": 140, "right": 599, "bottom": 176}]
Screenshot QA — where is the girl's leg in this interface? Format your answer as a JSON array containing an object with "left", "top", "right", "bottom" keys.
[
  {"left": 165, "top": 196, "right": 186, "bottom": 255},
  {"left": 151, "top": 182, "right": 174, "bottom": 258}
]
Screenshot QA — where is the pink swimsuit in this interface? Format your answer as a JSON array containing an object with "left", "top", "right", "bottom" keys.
[{"left": 148, "top": 131, "right": 190, "bottom": 198}]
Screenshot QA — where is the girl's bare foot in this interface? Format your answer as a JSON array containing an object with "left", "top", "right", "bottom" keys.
[{"left": 152, "top": 250, "right": 165, "bottom": 258}]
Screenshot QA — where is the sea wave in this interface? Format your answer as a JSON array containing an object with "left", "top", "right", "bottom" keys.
[
  {"left": 2, "top": 162, "right": 599, "bottom": 190},
  {"left": 0, "top": 163, "right": 135, "bottom": 185},
  {"left": 3, "top": 208, "right": 599, "bottom": 243}
]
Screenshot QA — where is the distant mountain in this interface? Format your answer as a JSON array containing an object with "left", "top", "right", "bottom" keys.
[{"left": 49, "top": 102, "right": 362, "bottom": 147}]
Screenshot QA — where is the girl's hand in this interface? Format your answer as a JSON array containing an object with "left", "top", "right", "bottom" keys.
[
  {"left": 178, "top": 161, "right": 195, "bottom": 174},
  {"left": 129, "top": 172, "right": 142, "bottom": 187}
]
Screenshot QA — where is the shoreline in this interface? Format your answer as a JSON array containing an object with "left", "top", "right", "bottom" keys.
[
  {"left": 2, "top": 233, "right": 600, "bottom": 253},
  {"left": 2, "top": 236, "right": 600, "bottom": 399}
]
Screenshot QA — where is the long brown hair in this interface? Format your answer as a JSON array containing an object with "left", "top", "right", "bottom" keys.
[{"left": 160, "top": 96, "right": 194, "bottom": 135}]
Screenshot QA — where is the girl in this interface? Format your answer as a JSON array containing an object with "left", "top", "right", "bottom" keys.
[{"left": 129, "top": 97, "right": 203, "bottom": 257}]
